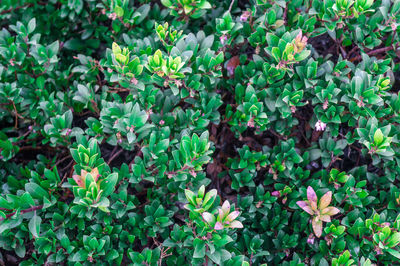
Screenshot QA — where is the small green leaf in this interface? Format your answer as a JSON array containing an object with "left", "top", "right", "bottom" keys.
[
  {"left": 28, "top": 18, "right": 36, "bottom": 34},
  {"left": 28, "top": 214, "right": 41, "bottom": 238},
  {"left": 373, "top": 129, "right": 384, "bottom": 145},
  {"left": 114, "top": 6, "right": 124, "bottom": 17}
]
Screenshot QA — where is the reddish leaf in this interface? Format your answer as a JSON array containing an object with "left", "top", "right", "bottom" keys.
[
  {"left": 321, "top": 206, "right": 340, "bottom": 216},
  {"left": 312, "top": 217, "right": 323, "bottom": 237},
  {"left": 307, "top": 186, "right": 318, "bottom": 210},
  {"left": 319, "top": 191, "right": 332, "bottom": 210},
  {"left": 297, "top": 201, "right": 314, "bottom": 215}
]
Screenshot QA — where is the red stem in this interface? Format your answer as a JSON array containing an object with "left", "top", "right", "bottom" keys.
[{"left": 0, "top": 205, "right": 43, "bottom": 221}]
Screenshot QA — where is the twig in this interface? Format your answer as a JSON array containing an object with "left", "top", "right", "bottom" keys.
[
  {"left": 283, "top": 3, "right": 288, "bottom": 25},
  {"left": 0, "top": 205, "right": 43, "bottom": 221},
  {"left": 349, "top": 46, "right": 394, "bottom": 62},
  {"left": 11, "top": 101, "right": 20, "bottom": 129},
  {"left": 107, "top": 148, "right": 124, "bottom": 165},
  {"left": 52, "top": 154, "right": 71, "bottom": 170},
  {"left": 228, "top": 0, "right": 235, "bottom": 13},
  {"left": 0, "top": 2, "right": 47, "bottom": 15}
]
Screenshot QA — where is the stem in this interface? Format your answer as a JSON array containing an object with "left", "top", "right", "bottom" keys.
[
  {"left": 0, "top": 2, "right": 47, "bottom": 15},
  {"left": 228, "top": 0, "right": 235, "bottom": 13},
  {"left": 0, "top": 205, "right": 43, "bottom": 221},
  {"left": 107, "top": 148, "right": 124, "bottom": 165},
  {"left": 204, "top": 244, "right": 209, "bottom": 266},
  {"left": 350, "top": 46, "right": 395, "bottom": 62}
]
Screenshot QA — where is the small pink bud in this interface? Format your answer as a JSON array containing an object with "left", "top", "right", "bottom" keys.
[
  {"left": 323, "top": 99, "right": 329, "bottom": 110},
  {"left": 130, "top": 77, "right": 138, "bottom": 85},
  {"left": 271, "top": 191, "right": 281, "bottom": 197},
  {"left": 220, "top": 35, "right": 228, "bottom": 45},
  {"left": 392, "top": 23, "right": 397, "bottom": 31},
  {"left": 239, "top": 11, "right": 250, "bottom": 22},
  {"left": 307, "top": 234, "right": 315, "bottom": 245},
  {"left": 247, "top": 118, "right": 255, "bottom": 128},
  {"left": 159, "top": 120, "right": 165, "bottom": 126},
  {"left": 107, "top": 68, "right": 113, "bottom": 73},
  {"left": 189, "top": 170, "right": 197, "bottom": 177},
  {"left": 175, "top": 80, "right": 182, "bottom": 87}
]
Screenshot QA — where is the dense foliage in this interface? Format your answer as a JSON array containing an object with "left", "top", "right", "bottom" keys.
[{"left": 1, "top": 0, "right": 400, "bottom": 264}]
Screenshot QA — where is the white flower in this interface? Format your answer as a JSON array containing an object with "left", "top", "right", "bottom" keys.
[{"left": 315, "top": 120, "right": 327, "bottom": 131}]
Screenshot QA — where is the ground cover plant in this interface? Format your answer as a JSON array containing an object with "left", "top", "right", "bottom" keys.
[{"left": 2, "top": 0, "right": 400, "bottom": 265}]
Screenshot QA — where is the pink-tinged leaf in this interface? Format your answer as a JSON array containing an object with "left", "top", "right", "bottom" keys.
[
  {"left": 312, "top": 218, "right": 323, "bottom": 237},
  {"left": 218, "top": 208, "right": 224, "bottom": 221},
  {"left": 320, "top": 215, "right": 331, "bottom": 222},
  {"left": 72, "top": 170, "right": 86, "bottom": 188},
  {"left": 221, "top": 200, "right": 230, "bottom": 216},
  {"left": 90, "top": 168, "right": 100, "bottom": 182},
  {"left": 319, "top": 191, "right": 332, "bottom": 210},
  {"left": 225, "top": 211, "right": 240, "bottom": 222},
  {"left": 202, "top": 212, "right": 215, "bottom": 224},
  {"left": 228, "top": 220, "right": 243, "bottom": 229},
  {"left": 307, "top": 186, "right": 318, "bottom": 210},
  {"left": 321, "top": 206, "right": 340, "bottom": 216},
  {"left": 296, "top": 201, "right": 314, "bottom": 215},
  {"left": 214, "top": 222, "right": 224, "bottom": 230}
]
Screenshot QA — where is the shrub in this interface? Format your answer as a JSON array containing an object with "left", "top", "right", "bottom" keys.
[{"left": 1, "top": 0, "right": 400, "bottom": 265}]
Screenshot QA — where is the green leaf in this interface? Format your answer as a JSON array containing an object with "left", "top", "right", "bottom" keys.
[
  {"left": 161, "top": 0, "right": 172, "bottom": 7},
  {"left": 114, "top": 6, "right": 124, "bottom": 17},
  {"left": 25, "top": 183, "right": 48, "bottom": 200},
  {"left": 294, "top": 50, "right": 311, "bottom": 61},
  {"left": 388, "top": 248, "right": 400, "bottom": 259},
  {"left": 193, "top": 238, "right": 205, "bottom": 258},
  {"left": 388, "top": 232, "right": 400, "bottom": 248},
  {"left": 70, "top": 249, "right": 89, "bottom": 262},
  {"left": 373, "top": 129, "right": 384, "bottom": 145},
  {"left": 185, "top": 189, "right": 197, "bottom": 206},
  {"left": 28, "top": 18, "right": 36, "bottom": 34},
  {"left": 101, "top": 173, "right": 118, "bottom": 197},
  {"left": 28, "top": 214, "right": 41, "bottom": 238}
]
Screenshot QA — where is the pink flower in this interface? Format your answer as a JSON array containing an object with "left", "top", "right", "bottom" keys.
[
  {"left": 220, "top": 35, "right": 228, "bottom": 45},
  {"left": 159, "top": 120, "right": 165, "bottom": 126},
  {"left": 247, "top": 118, "right": 255, "bottom": 128},
  {"left": 315, "top": 120, "right": 326, "bottom": 131},
  {"left": 240, "top": 11, "right": 250, "bottom": 22},
  {"left": 189, "top": 170, "right": 197, "bottom": 177},
  {"left": 307, "top": 234, "right": 315, "bottom": 245},
  {"left": 130, "top": 77, "right": 138, "bottom": 85},
  {"left": 109, "top": 13, "right": 117, "bottom": 20}
]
